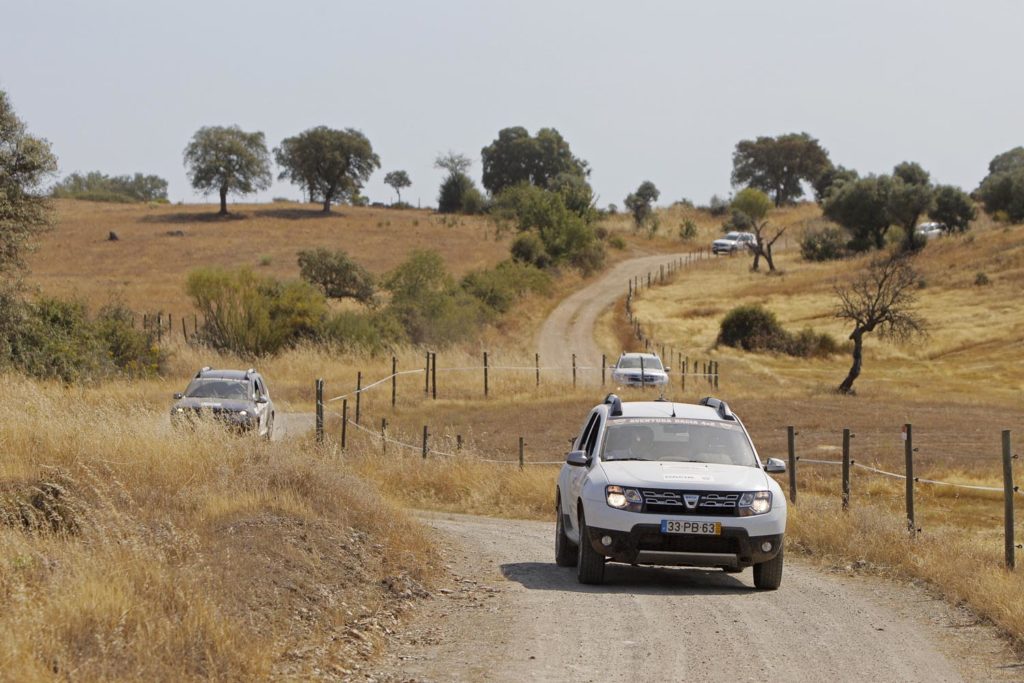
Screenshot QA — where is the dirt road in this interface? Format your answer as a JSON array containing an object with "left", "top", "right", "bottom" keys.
[
  {"left": 371, "top": 513, "right": 1019, "bottom": 682},
  {"left": 534, "top": 252, "right": 692, "bottom": 370}
]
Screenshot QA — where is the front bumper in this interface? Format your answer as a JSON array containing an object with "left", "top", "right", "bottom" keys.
[
  {"left": 585, "top": 523, "right": 783, "bottom": 569},
  {"left": 612, "top": 374, "right": 669, "bottom": 387}
]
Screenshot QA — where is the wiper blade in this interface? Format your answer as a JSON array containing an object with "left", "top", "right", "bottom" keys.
[{"left": 605, "top": 457, "right": 650, "bottom": 462}]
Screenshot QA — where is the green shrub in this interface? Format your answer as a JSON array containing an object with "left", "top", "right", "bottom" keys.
[
  {"left": 718, "top": 304, "right": 837, "bottom": 358},
  {"left": 7, "top": 298, "right": 107, "bottom": 382},
  {"left": 608, "top": 235, "right": 627, "bottom": 250},
  {"left": 438, "top": 172, "right": 482, "bottom": 214},
  {"left": 679, "top": 219, "right": 698, "bottom": 241},
  {"left": 799, "top": 226, "right": 848, "bottom": 261},
  {"left": 462, "top": 261, "right": 551, "bottom": 314},
  {"left": 510, "top": 232, "right": 552, "bottom": 268},
  {"left": 187, "top": 268, "right": 327, "bottom": 357},
  {"left": 297, "top": 248, "right": 375, "bottom": 303},
  {"left": 320, "top": 309, "right": 405, "bottom": 352},
  {"left": 95, "top": 302, "right": 164, "bottom": 376},
  {"left": 717, "top": 304, "right": 789, "bottom": 351},
  {"left": 974, "top": 272, "right": 991, "bottom": 286}
]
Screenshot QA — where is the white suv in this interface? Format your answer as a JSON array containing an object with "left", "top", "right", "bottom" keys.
[
  {"left": 611, "top": 352, "right": 669, "bottom": 388},
  {"left": 712, "top": 231, "right": 757, "bottom": 255},
  {"left": 555, "top": 395, "right": 787, "bottom": 589}
]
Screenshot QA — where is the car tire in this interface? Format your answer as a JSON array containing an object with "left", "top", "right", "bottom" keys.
[
  {"left": 554, "top": 496, "right": 577, "bottom": 567},
  {"left": 753, "top": 543, "right": 784, "bottom": 590},
  {"left": 576, "top": 509, "right": 605, "bottom": 585}
]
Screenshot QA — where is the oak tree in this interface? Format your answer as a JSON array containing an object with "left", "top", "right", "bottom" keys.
[
  {"left": 183, "top": 125, "right": 272, "bottom": 215},
  {"left": 731, "top": 132, "right": 832, "bottom": 207},
  {"left": 383, "top": 170, "right": 411, "bottom": 203},
  {"left": 275, "top": 127, "right": 380, "bottom": 212}
]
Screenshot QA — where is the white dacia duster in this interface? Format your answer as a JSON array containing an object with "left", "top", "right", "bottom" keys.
[{"left": 555, "top": 395, "right": 787, "bottom": 589}]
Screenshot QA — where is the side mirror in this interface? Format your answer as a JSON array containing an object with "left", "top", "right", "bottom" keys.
[
  {"left": 256, "top": 395, "right": 269, "bottom": 404},
  {"left": 765, "top": 458, "right": 787, "bottom": 473},
  {"left": 173, "top": 392, "right": 184, "bottom": 400},
  {"left": 664, "top": 366, "right": 672, "bottom": 372},
  {"left": 566, "top": 450, "right": 589, "bottom": 467}
]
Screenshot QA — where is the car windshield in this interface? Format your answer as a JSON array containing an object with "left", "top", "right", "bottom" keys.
[
  {"left": 617, "top": 356, "right": 663, "bottom": 370},
  {"left": 724, "top": 232, "right": 741, "bottom": 240},
  {"left": 185, "top": 379, "right": 250, "bottom": 400},
  {"left": 601, "top": 418, "right": 757, "bottom": 467}
]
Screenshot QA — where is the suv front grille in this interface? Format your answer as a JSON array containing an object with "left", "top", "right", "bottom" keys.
[{"left": 640, "top": 489, "right": 741, "bottom": 516}]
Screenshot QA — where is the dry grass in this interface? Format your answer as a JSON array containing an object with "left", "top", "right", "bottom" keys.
[
  {"left": 28, "top": 200, "right": 513, "bottom": 313},
  {"left": 0, "top": 376, "right": 438, "bottom": 679}
]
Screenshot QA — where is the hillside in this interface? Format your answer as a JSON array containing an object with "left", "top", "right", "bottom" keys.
[{"left": 28, "top": 200, "right": 513, "bottom": 313}]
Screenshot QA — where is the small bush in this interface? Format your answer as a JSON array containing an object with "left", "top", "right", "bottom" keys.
[
  {"left": 717, "top": 304, "right": 789, "bottom": 351},
  {"left": 95, "top": 302, "right": 164, "bottom": 376},
  {"left": 974, "top": 272, "right": 991, "bottom": 286},
  {"left": 297, "top": 248, "right": 375, "bottom": 304},
  {"left": 570, "top": 240, "right": 606, "bottom": 275},
  {"left": 320, "top": 309, "right": 405, "bottom": 352},
  {"left": 608, "top": 235, "right": 626, "bottom": 250},
  {"left": 718, "top": 305, "right": 837, "bottom": 358},
  {"left": 800, "top": 226, "right": 848, "bottom": 261},
  {"left": 259, "top": 255, "right": 272, "bottom": 267},
  {"left": 510, "top": 233, "right": 552, "bottom": 269},
  {"left": 707, "top": 194, "right": 730, "bottom": 217},
  {"left": 679, "top": 219, "right": 698, "bottom": 241},
  {"left": 593, "top": 225, "right": 609, "bottom": 241},
  {"left": 461, "top": 261, "right": 552, "bottom": 314}
]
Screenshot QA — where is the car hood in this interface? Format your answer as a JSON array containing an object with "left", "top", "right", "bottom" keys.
[
  {"left": 598, "top": 460, "right": 768, "bottom": 491},
  {"left": 613, "top": 368, "right": 666, "bottom": 376},
  {"left": 173, "top": 397, "right": 254, "bottom": 412}
]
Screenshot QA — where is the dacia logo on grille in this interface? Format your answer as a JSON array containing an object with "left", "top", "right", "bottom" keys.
[{"left": 683, "top": 494, "right": 699, "bottom": 509}]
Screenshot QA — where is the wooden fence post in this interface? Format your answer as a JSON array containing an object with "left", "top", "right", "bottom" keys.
[
  {"left": 422, "top": 425, "right": 429, "bottom": 459},
  {"left": 431, "top": 352, "right": 437, "bottom": 400},
  {"left": 355, "top": 371, "right": 362, "bottom": 425},
  {"left": 905, "top": 423, "right": 915, "bottom": 535},
  {"left": 484, "top": 351, "right": 489, "bottom": 397},
  {"left": 391, "top": 356, "right": 397, "bottom": 408},
  {"left": 315, "top": 379, "right": 324, "bottom": 445},
  {"left": 572, "top": 354, "right": 577, "bottom": 389},
  {"left": 519, "top": 436, "right": 525, "bottom": 470},
  {"left": 640, "top": 356, "right": 646, "bottom": 390},
  {"left": 1003, "top": 430, "right": 1015, "bottom": 570},
  {"left": 842, "top": 428, "right": 851, "bottom": 510},
  {"left": 425, "top": 351, "right": 430, "bottom": 394},
  {"left": 341, "top": 399, "right": 348, "bottom": 449},
  {"left": 601, "top": 354, "right": 606, "bottom": 387},
  {"left": 381, "top": 417, "right": 388, "bottom": 455},
  {"left": 536, "top": 353, "right": 540, "bottom": 386},
  {"left": 787, "top": 426, "right": 797, "bottom": 504},
  {"left": 456, "top": 434, "right": 463, "bottom": 452}
]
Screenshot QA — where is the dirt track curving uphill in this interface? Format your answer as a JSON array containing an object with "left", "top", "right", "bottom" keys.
[{"left": 534, "top": 252, "right": 690, "bottom": 370}]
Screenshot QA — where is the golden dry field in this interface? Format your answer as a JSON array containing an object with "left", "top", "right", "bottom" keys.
[{"left": 5, "top": 198, "right": 1024, "bottom": 674}]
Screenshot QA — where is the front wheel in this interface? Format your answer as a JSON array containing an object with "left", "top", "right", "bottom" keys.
[
  {"left": 753, "top": 544, "right": 784, "bottom": 590},
  {"left": 576, "top": 510, "right": 605, "bottom": 585},
  {"left": 554, "top": 496, "right": 577, "bottom": 567}
]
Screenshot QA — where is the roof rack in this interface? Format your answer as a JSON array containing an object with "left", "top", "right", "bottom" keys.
[
  {"left": 195, "top": 366, "right": 212, "bottom": 378},
  {"left": 603, "top": 393, "right": 623, "bottom": 417},
  {"left": 699, "top": 396, "right": 736, "bottom": 421}
]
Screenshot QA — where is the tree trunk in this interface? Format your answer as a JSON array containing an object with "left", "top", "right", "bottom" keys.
[
  {"left": 322, "top": 196, "right": 331, "bottom": 212},
  {"left": 764, "top": 245, "right": 776, "bottom": 272},
  {"left": 396, "top": 189, "right": 401, "bottom": 203},
  {"left": 751, "top": 249, "right": 761, "bottom": 271},
  {"left": 219, "top": 186, "right": 228, "bottom": 215},
  {"left": 838, "top": 329, "right": 864, "bottom": 394}
]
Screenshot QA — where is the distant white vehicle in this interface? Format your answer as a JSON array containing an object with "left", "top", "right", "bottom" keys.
[
  {"left": 916, "top": 222, "right": 944, "bottom": 239},
  {"left": 611, "top": 352, "right": 669, "bottom": 388},
  {"left": 712, "top": 231, "right": 757, "bottom": 255}
]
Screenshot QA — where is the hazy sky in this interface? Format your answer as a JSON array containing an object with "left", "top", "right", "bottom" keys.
[{"left": 3, "top": 0, "right": 1021, "bottom": 208}]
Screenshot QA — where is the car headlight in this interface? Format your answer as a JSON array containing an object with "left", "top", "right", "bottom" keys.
[
  {"left": 738, "top": 491, "right": 772, "bottom": 516},
  {"left": 174, "top": 407, "right": 185, "bottom": 414},
  {"left": 239, "top": 410, "right": 248, "bottom": 417},
  {"left": 606, "top": 485, "right": 643, "bottom": 512}
]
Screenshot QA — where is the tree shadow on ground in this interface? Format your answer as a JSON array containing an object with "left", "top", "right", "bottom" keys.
[
  {"left": 253, "top": 207, "right": 345, "bottom": 220},
  {"left": 139, "top": 211, "right": 249, "bottom": 224}
]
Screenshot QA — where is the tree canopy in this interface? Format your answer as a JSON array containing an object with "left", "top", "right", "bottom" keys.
[
  {"left": 624, "top": 181, "right": 660, "bottom": 231},
  {"left": 274, "top": 127, "right": 380, "bottom": 212},
  {"left": 383, "top": 170, "right": 411, "bottom": 203},
  {"left": 183, "top": 125, "right": 272, "bottom": 215},
  {"left": 822, "top": 175, "right": 894, "bottom": 251},
  {"left": 930, "top": 185, "right": 976, "bottom": 234},
  {"left": 731, "top": 132, "right": 832, "bottom": 207},
  {"left": 52, "top": 171, "right": 168, "bottom": 203},
  {"left": 976, "top": 147, "right": 1024, "bottom": 222},
  {"left": 0, "top": 90, "right": 57, "bottom": 286},
  {"left": 481, "top": 127, "right": 588, "bottom": 196}
]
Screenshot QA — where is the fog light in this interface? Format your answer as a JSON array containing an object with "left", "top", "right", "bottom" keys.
[
  {"left": 761, "top": 541, "right": 772, "bottom": 552},
  {"left": 601, "top": 535, "right": 613, "bottom": 547}
]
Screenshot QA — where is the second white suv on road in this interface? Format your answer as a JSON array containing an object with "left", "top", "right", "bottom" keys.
[
  {"left": 555, "top": 395, "right": 787, "bottom": 589},
  {"left": 611, "top": 352, "right": 669, "bottom": 388},
  {"left": 712, "top": 231, "right": 757, "bottom": 255}
]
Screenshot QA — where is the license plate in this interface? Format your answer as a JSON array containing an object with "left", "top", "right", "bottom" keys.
[{"left": 661, "top": 520, "right": 721, "bottom": 535}]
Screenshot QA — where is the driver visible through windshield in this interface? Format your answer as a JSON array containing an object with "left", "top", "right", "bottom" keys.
[
  {"left": 185, "top": 379, "right": 251, "bottom": 400},
  {"left": 601, "top": 418, "right": 757, "bottom": 467}
]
